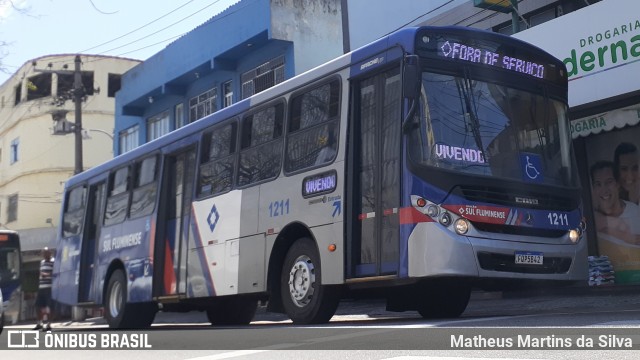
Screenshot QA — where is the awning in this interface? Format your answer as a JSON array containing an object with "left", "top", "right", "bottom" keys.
[
  {"left": 17, "top": 227, "right": 57, "bottom": 252},
  {"left": 570, "top": 105, "right": 640, "bottom": 139}
]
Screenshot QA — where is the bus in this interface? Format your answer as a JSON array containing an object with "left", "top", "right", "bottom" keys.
[
  {"left": 52, "top": 26, "right": 587, "bottom": 328},
  {"left": 0, "top": 230, "right": 22, "bottom": 329}
]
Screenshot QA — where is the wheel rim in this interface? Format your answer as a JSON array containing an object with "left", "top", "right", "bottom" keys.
[
  {"left": 288, "top": 254, "right": 316, "bottom": 307},
  {"left": 108, "top": 281, "right": 123, "bottom": 319}
]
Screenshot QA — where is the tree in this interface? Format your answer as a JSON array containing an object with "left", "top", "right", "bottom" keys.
[{"left": 0, "top": 0, "right": 31, "bottom": 74}]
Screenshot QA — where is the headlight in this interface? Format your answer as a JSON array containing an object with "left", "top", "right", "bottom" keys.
[
  {"left": 569, "top": 229, "right": 580, "bottom": 243},
  {"left": 439, "top": 212, "right": 452, "bottom": 227},
  {"left": 454, "top": 218, "right": 469, "bottom": 235},
  {"left": 426, "top": 204, "right": 439, "bottom": 218}
]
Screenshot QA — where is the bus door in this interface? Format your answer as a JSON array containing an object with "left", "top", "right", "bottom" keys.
[
  {"left": 153, "top": 148, "right": 196, "bottom": 298},
  {"left": 348, "top": 66, "right": 402, "bottom": 278},
  {"left": 78, "top": 182, "right": 106, "bottom": 303}
]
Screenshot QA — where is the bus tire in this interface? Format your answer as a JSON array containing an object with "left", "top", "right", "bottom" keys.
[
  {"left": 280, "top": 237, "right": 339, "bottom": 324},
  {"left": 105, "top": 269, "right": 128, "bottom": 328},
  {"left": 105, "top": 269, "right": 156, "bottom": 329},
  {"left": 417, "top": 282, "right": 471, "bottom": 319},
  {"left": 206, "top": 297, "right": 258, "bottom": 326}
]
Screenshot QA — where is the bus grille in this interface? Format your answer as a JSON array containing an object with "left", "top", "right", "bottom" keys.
[
  {"left": 477, "top": 252, "right": 572, "bottom": 274},
  {"left": 472, "top": 222, "right": 567, "bottom": 238},
  {"left": 454, "top": 185, "right": 574, "bottom": 211}
]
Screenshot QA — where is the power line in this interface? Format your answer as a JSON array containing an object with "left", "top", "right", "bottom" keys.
[
  {"left": 94, "top": 0, "right": 227, "bottom": 55},
  {"left": 79, "top": 0, "right": 197, "bottom": 53}
]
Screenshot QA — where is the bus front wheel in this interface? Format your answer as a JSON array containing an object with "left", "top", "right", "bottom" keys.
[{"left": 280, "top": 238, "right": 339, "bottom": 324}]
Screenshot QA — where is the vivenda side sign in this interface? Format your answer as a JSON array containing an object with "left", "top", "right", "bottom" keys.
[{"left": 513, "top": 0, "right": 640, "bottom": 107}]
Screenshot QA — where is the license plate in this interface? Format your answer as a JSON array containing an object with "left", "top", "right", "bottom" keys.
[{"left": 515, "top": 251, "right": 543, "bottom": 265}]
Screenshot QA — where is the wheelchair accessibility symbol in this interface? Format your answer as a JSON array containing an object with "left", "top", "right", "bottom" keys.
[{"left": 520, "top": 153, "right": 543, "bottom": 183}]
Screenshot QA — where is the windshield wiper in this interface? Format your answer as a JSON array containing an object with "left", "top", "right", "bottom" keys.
[{"left": 455, "top": 68, "right": 488, "bottom": 163}]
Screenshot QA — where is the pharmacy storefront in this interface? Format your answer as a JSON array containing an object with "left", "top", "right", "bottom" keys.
[{"left": 515, "top": 0, "right": 640, "bottom": 285}]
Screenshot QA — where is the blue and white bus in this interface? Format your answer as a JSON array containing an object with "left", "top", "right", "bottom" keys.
[
  {"left": 52, "top": 26, "right": 587, "bottom": 328},
  {"left": 0, "top": 230, "right": 22, "bottom": 330}
]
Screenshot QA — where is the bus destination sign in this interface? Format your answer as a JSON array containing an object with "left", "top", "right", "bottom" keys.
[{"left": 438, "top": 40, "right": 545, "bottom": 79}]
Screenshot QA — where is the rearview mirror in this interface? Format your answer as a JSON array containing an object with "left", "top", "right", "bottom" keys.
[{"left": 403, "top": 55, "right": 420, "bottom": 100}]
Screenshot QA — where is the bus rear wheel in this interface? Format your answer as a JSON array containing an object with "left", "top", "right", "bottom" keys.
[
  {"left": 417, "top": 281, "right": 471, "bottom": 319},
  {"left": 105, "top": 269, "right": 156, "bottom": 328},
  {"left": 280, "top": 238, "right": 339, "bottom": 324},
  {"left": 207, "top": 297, "right": 258, "bottom": 326}
]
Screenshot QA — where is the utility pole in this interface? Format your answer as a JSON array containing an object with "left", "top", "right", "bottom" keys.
[
  {"left": 73, "top": 55, "right": 84, "bottom": 174},
  {"left": 510, "top": 0, "right": 520, "bottom": 34},
  {"left": 42, "top": 55, "right": 87, "bottom": 174}
]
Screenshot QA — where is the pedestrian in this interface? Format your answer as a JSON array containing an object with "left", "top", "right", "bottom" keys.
[{"left": 33, "top": 247, "right": 54, "bottom": 331}]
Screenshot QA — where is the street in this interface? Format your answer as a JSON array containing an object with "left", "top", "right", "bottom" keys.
[{"left": 2, "top": 287, "right": 640, "bottom": 358}]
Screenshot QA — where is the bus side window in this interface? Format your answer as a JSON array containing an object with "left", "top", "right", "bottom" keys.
[
  {"left": 237, "top": 103, "right": 284, "bottom": 187},
  {"left": 62, "top": 186, "right": 86, "bottom": 237},
  {"left": 199, "top": 120, "right": 237, "bottom": 196},
  {"left": 104, "top": 166, "right": 130, "bottom": 226},
  {"left": 129, "top": 156, "right": 158, "bottom": 218},
  {"left": 285, "top": 79, "right": 340, "bottom": 173}
]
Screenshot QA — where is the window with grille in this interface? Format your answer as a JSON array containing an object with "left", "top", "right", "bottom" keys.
[
  {"left": 7, "top": 194, "right": 17, "bottom": 223},
  {"left": 119, "top": 125, "right": 139, "bottom": 154},
  {"left": 189, "top": 88, "right": 217, "bottom": 122},
  {"left": 223, "top": 81, "right": 233, "bottom": 108},
  {"left": 175, "top": 103, "right": 186, "bottom": 129},
  {"left": 147, "top": 110, "right": 170, "bottom": 141},
  {"left": 241, "top": 56, "right": 285, "bottom": 100},
  {"left": 10, "top": 138, "right": 19, "bottom": 164}
]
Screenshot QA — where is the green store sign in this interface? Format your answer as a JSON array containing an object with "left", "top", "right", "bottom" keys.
[{"left": 563, "top": 19, "right": 640, "bottom": 78}]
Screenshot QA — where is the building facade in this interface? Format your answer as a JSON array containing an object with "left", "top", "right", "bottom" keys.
[
  {"left": 114, "top": 0, "right": 344, "bottom": 155},
  {"left": 0, "top": 54, "right": 140, "bottom": 319},
  {"left": 511, "top": 0, "right": 640, "bottom": 285}
]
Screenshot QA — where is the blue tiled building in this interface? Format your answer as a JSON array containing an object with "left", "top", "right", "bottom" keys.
[{"left": 114, "top": 0, "right": 345, "bottom": 155}]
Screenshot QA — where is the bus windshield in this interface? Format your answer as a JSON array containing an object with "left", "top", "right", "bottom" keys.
[
  {"left": 408, "top": 70, "right": 578, "bottom": 187},
  {"left": 0, "top": 245, "right": 20, "bottom": 283}
]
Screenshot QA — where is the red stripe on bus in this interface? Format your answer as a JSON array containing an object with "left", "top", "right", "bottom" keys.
[
  {"left": 399, "top": 207, "right": 432, "bottom": 224},
  {"left": 164, "top": 241, "right": 176, "bottom": 294}
]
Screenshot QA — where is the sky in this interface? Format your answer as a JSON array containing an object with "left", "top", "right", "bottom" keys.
[{"left": 0, "top": 0, "right": 241, "bottom": 85}]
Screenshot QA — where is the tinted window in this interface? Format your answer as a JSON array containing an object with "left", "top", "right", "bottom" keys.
[
  {"left": 285, "top": 80, "right": 340, "bottom": 172},
  {"left": 199, "top": 121, "right": 237, "bottom": 196},
  {"left": 63, "top": 186, "right": 86, "bottom": 237},
  {"left": 238, "top": 103, "right": 284, "bottom": 187},
  {"left": 105, "top": 166, "right": 130, "bottom": 226},
  {"left": 130, "top": 156, "right": 158, "bottom": 218}
]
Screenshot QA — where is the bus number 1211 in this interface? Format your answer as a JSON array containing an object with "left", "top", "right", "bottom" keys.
[
  {"left": 547, "top": 212, "right": 568, "bottom": 226},
  {"left": 269, "top": 199, "right": 290, "bottom": 217}
]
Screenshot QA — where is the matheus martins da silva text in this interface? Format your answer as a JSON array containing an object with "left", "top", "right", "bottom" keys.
[{"left": 451, "top": 334, "right": 633, "bottom": 349}]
